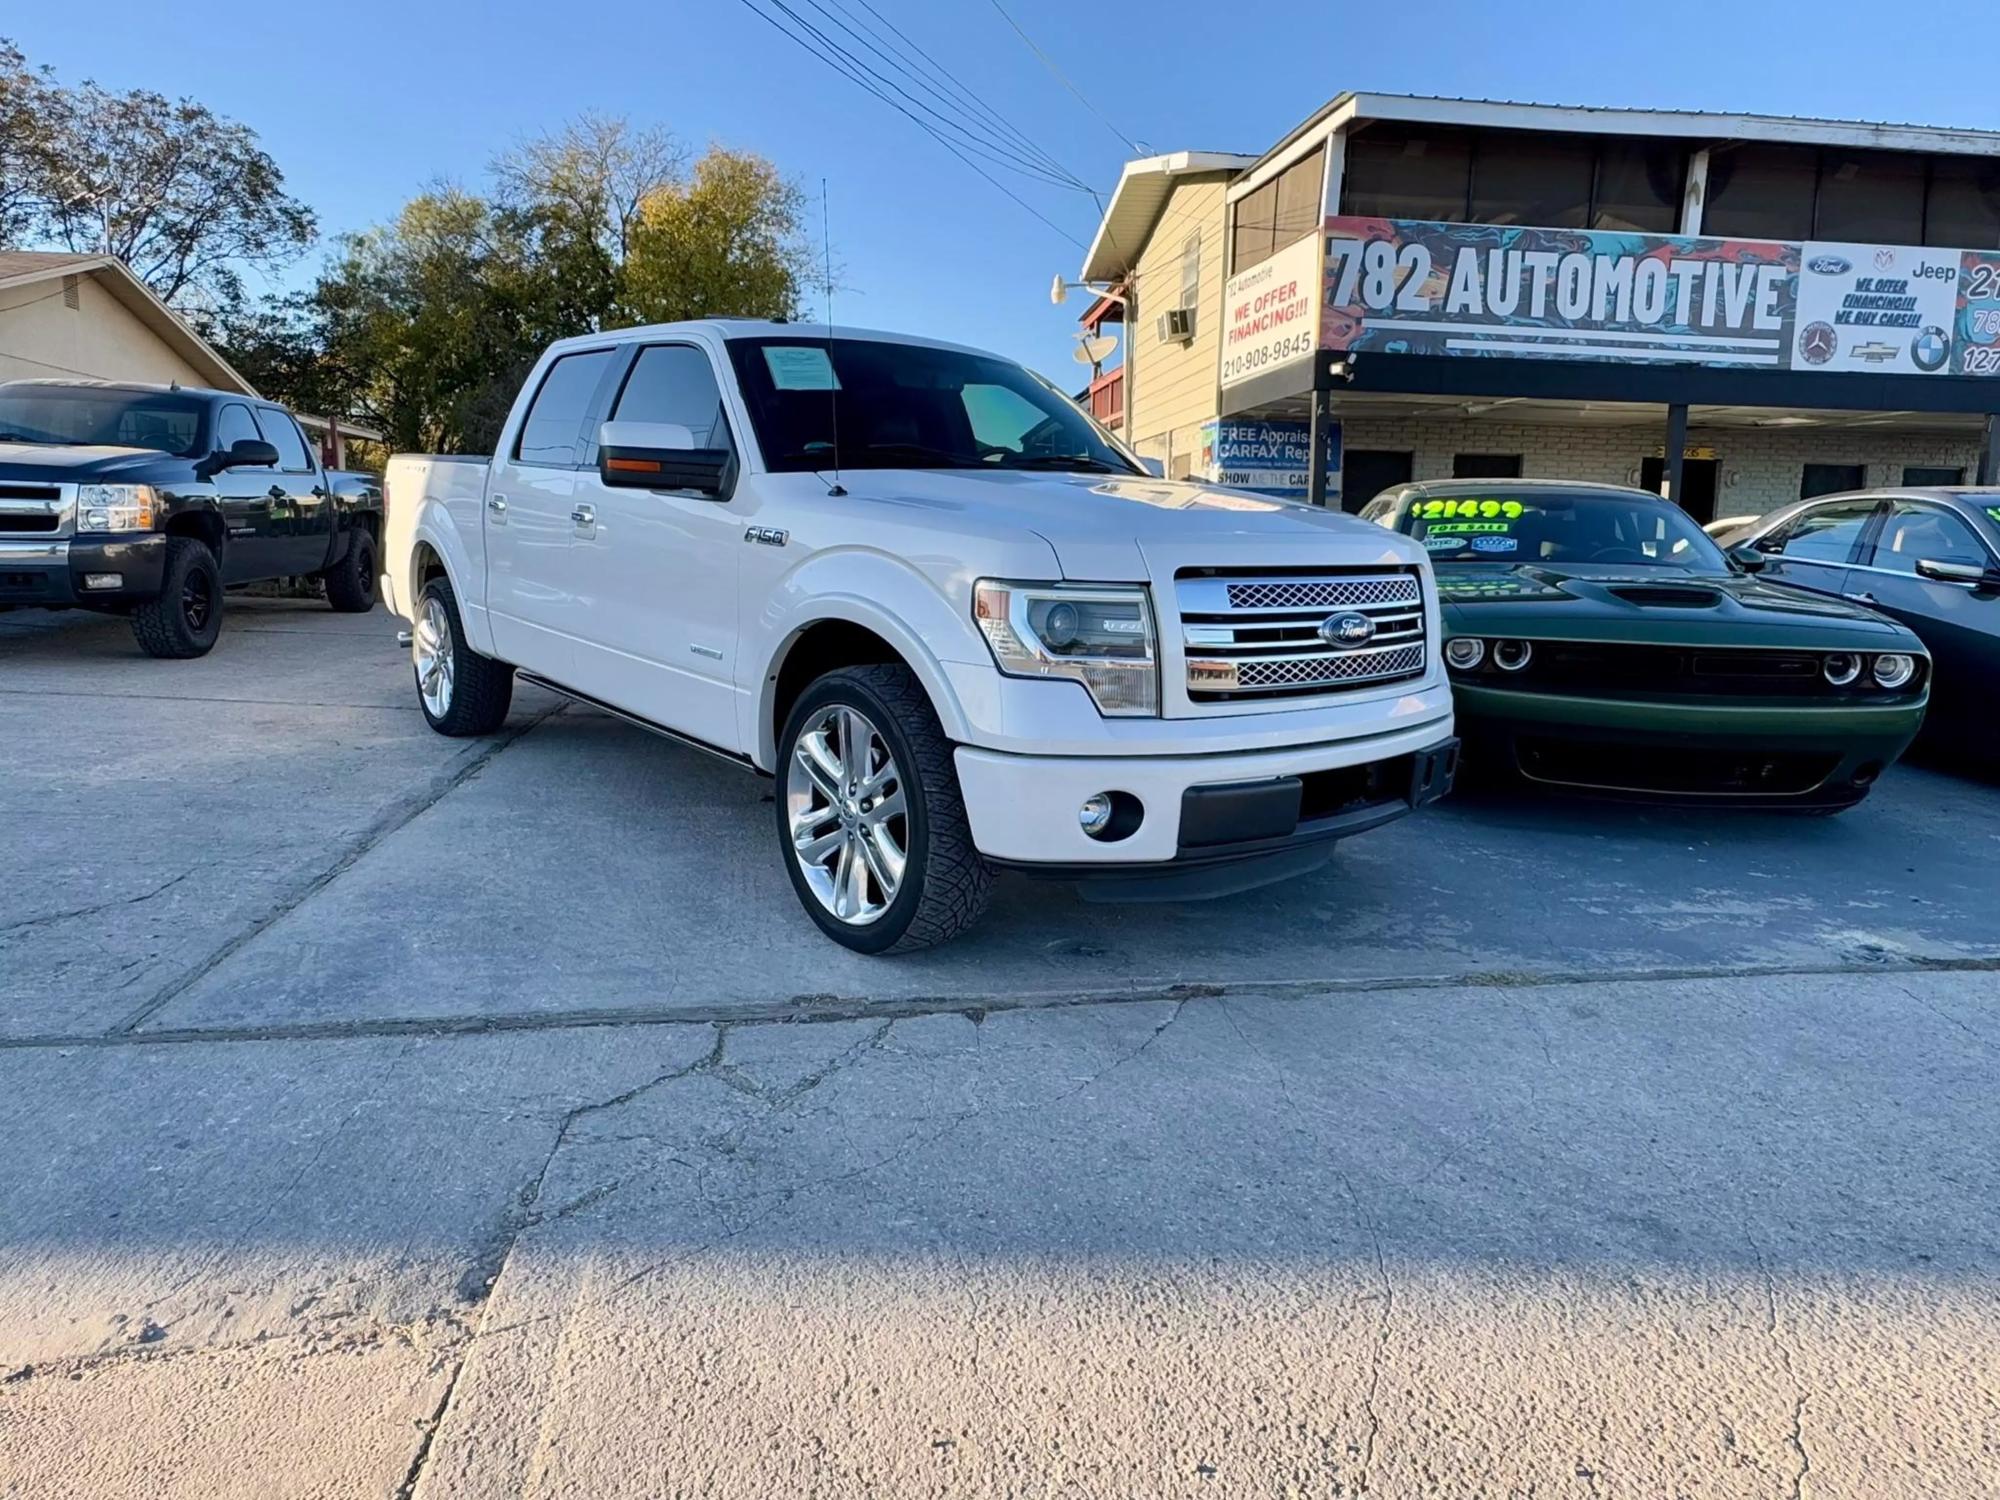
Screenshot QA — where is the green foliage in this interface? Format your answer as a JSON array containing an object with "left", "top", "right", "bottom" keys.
[{"left": 623, "top": 148, "right": 810, "bottom": 326}]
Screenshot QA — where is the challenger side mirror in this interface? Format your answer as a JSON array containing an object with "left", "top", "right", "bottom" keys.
[
  {"left": 1727, "top": 543, "right": 1768, "bottom": 573},
  {"left": 1915, "top": 557, "right": 2000, "bottom": 593},
  {"left": 597, "top": 420, "right": 731, "bottom": 498}
]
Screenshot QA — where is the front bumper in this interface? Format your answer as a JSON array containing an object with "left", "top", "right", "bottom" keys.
[
  {"left": 957, "top": 714, "right": 1457, "bottom": 897},
  {"left": 1453, "top": 681, "right": 1926, "bottom": 807},
  {"left": 0, "top": 534, "right": 167, "bottom": 609}
]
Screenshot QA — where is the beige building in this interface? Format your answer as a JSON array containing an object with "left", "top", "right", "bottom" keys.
[
  {"left": 1081, "top": 96, "right": 2000, "bottom": 519},
  {"left": 0, "top": 251, "right": 375, "bottom": 464}
]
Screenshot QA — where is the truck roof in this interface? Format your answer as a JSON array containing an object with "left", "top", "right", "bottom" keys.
[
  {"left": 0, "top": 376, "right": 245, "bottom": 402},
  {"left": 540, "top": 318, "right": 1005, "bottom": 364}
]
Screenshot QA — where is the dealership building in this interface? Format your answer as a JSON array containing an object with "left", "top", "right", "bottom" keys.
[{"left": 1077, "top": 95, "right": 2000, "bottom": 520}]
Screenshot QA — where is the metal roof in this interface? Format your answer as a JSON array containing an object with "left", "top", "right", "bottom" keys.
[{"left": 1077, "top": 151, "right": 1259, "bottom": 285}]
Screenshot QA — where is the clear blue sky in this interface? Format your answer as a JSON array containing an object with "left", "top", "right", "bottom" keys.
[{"left": 12, "top": 0, "right": 1999, "bottom": 380}]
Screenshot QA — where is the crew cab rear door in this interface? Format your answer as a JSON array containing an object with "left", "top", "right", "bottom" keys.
[{"left": 253, "top": 405, "right": 335, "bottom": 576}]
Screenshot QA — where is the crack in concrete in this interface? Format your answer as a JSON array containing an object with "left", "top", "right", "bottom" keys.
[
  {"left": 9, "top": 953, "right": 1994, "bottom": 1056},
  {"left": 393, "top": 1027, "right": 729, "bottom": 1499},
  {"left": 1896, "top": 981, "right": 2000, "bottom": 1056},
  {"left": 107, "top": 703, "right": 565, "bottom": 1037},
  {"left": 2, "top": 1313, "right": 458, "bottom": 1387},
  {"left": 1745, "top": 1222, "right": 1814, "bottom": 1500},
  {"left": 0, "top": 872, "right": 191, "bottom": 938}
]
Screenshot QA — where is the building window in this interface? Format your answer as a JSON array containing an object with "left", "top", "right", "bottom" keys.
[
  {"left": 1180, "top": 232, "right": 1200, "bottom": 311},
  {"left": 1800, "top": 463, "right": 1866, "bottom": 499},
  {"left": 1453, "top": 453, "right": 1523, "bottom": 479},
  {"left": 1815, "top": 149, "right": 1927, "bottom": 243},
  {"left": 1925, "top": 156, "right": 2000, "bottom": 248},
  {"left": 1343, "top": 125, "right": 1684, "bottom": 234},
  {"left": 1341, "top": 450, "right": 1414, "bottom": 512},
  {"left": 1232, "top": 145, "right": 1324, "bottom": 273},
  {"left": 1705, "top": 143, "right": 1820, "bottom": 241},
  {"left": 1902, "top": 465, "right": 1966, "bottom": 486}
]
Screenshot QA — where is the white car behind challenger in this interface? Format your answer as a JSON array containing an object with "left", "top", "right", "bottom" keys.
[{"left": 382, "top": 321, "right": 1457, "bottom": 951}]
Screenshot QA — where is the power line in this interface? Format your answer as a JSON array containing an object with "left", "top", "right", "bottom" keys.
[
  {"left": 731, "top": 0, "right": 1088, "bottom": 249},
  {"left": 985, "top": 0, "right": 1144, "bottom": 157}
]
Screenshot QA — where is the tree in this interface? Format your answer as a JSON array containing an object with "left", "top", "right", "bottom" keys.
[
  {"left": 0, "top": 36, "right": 315, "bottom": 316},
  {"left": 494, "top": 114, "right": 685, "bottom": 265},
  {"left": 623, "top": 148, "right": 811, "bottom": 326}
]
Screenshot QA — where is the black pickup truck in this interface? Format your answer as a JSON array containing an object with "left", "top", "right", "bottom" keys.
[{"left": 0, "top": 379, "right": 382, "bottom": 657}]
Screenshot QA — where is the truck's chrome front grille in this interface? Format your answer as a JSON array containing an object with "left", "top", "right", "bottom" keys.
[
  {"left": 0, "top": 485, "right": 74, "bottom": 538},
  {"left": 1178, "top": 569, "right": 1429, "bottom": 703}
]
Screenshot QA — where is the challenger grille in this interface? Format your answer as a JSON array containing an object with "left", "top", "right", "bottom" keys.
[
  {"left": 1512, "top": 643, "right": 1885, "bottom": 699},
  {"left": 1178, "top": 569, "right": 1429, "bottom": 703}
]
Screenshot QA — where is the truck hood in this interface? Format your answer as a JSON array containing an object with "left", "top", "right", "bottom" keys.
[
  {"left": 841, "top": 469, "right": 1427, "bottom": 580},
  {"left": 1435, "top": 562, "right": 1920, "bottom": 648},
  {"left": 0, "top": 443, "right": 180, "bottom": 482}
]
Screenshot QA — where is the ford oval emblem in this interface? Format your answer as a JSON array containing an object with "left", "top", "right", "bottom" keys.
[
  {"left": 1320, "top": 612, "right": 1375, "bottom": 647},
  {"left": 1807, "top": 255, "right": 1852, "bottom": 276}
]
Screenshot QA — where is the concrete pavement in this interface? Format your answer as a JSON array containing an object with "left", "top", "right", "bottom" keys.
[{"left": 3, "top": 602, "right": 1997, "bottom": 1497}]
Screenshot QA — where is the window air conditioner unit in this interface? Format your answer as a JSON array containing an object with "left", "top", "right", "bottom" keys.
[{"left": 1156, "top": 307, "right": 1195, "bottom": 344}]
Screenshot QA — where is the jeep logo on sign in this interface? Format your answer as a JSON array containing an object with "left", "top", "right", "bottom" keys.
[
  {"left": 1319, "top": 612, "right": 1376, "bottom": 647},
  {"left": 1807, "top": 255, "right": 1852, "bottom": 276}
]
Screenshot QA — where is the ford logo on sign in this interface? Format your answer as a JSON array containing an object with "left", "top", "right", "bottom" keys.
[
  {"left": 1807, "top": 255, "right": 1852, "bottom": 276},
  {"left": 1319, "top": 612, "right": 1375, "bottom": 647}
]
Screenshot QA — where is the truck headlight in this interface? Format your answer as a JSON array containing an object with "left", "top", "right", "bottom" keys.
[
  {"left": 973, "top": 581, "right": 1158, "bottom": 717},
  {"left": 75, "top": 484, "right": 161, "bottom": 533}
]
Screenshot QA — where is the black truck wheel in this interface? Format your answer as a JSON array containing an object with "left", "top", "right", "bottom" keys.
[
  {"left": 776, "top": 663, "right": 993, "bottom": 953},
  {"left": 131, "top": 538, "right": 224, "bottom": 659},
  {"left": 413, "top": 574, "right": 514, "bottom": 736},
  {"left": 323, "top": 530, "right": 378, "bottom": 613}
]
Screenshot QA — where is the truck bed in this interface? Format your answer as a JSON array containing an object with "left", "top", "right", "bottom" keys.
[{"left": 382, "top": 453, "right": 493, "bottom": 625}]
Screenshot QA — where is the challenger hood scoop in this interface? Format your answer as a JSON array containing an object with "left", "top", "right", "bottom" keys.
[{"left": 1604, "top": 584, "right": 1724, "bottom": 608}]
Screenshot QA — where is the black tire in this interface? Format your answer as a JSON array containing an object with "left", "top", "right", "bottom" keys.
[
  {"left": 323, "top": 529, "right": 378, "bottom": 613},
  {"left": 776, "top": 663, "right": 993, "bottom": 954},
  {"left": 413, "top": 574, "right": 514, "bottom": 736},
  {"left": 131, "top": 537, "right": 223, "bottom": 659}
]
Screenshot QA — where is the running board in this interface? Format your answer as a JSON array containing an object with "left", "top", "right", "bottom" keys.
[{"left": 515, "top": 672, "right": 761, "bottom": 773}]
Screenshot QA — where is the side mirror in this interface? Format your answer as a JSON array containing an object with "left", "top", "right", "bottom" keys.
[
  {"left": 215, "top": 438, "right": 280, "bottom": 471},
  {"left": 1727, "top": 543, "right": 1768, "bottom": 573},
  {"left": 596, "top": 421, "right": 731, "bottom": 498},
  {"left": 1138, "top": 456, "right": 1165, "bottom": 478},
  {"left": 1915, "top": 557, "right": 2000, "bottom": 592}
]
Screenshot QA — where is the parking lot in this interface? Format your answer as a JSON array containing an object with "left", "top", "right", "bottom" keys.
[{"left": 5, "top": 599, "right": 1998, "bottom": 1497}]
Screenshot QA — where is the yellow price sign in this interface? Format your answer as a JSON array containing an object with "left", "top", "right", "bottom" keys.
[{"left": 1415, "top": 498, "right": 1526, "bottom": 520}]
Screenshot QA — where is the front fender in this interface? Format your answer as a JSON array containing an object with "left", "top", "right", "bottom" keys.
[{"left": 747, "top": 549, "right": 1009, "bottom": 772}]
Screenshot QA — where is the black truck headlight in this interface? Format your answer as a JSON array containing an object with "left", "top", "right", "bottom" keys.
[
  {"left": 75, "top": 484, "right": 161, "bottom": 533},
  {"left": 974, "top": 581, "right": 1158, "bottom": 717},
  {"left": 1871, "top": 653, "right": 1918, "bottom": 690}
]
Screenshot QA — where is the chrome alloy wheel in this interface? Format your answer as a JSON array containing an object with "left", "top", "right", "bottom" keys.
[
  {"left": 414, "top": 595, "right": 456, "bottom": 719},
  {"left": 786, "top": 704, "right": 908, "bottom": 926}
]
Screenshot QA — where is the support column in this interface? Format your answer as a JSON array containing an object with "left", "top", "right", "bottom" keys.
[
  {"left": 1307, "top": 383, "right": 1335, "bottom": 508},
  {"left": 1662, "top": 403, "right": 1689, "bottom": 507},
  {"left": 1979, "top": 413, "right": 1999, "bottom": 486}
]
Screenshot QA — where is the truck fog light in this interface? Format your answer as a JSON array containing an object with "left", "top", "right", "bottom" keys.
[
  {"left": 1823, "top": 652, "right": 1862, "bottom": 686},
  {"left": 1493, "top": 639, "right": 1533, "bottom": 672},
  {"left": 1079, "top": 793, "right": 1114, "bottom": 835},
  {"left": 83, "top": 573, "right": 124, "bottom": 590},
  {"left": 1079, "top": 790, "right": 1141, "bottom": 841},
  {"left": 1444, "top": 637, "right": 1485, "bottom": 671},
  {"left": 1871, "top": 653, "right": 1917, "bottom": 689}
]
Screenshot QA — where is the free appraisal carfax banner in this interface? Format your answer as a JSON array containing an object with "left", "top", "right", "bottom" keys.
[{"left": 1321, "top": 216, "right": 2000, "bottom": 377}]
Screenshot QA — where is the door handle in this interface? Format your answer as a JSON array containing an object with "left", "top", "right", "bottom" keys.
[
  {"left": 1845, "top": 590, "right": 1878, "bottom": 605},
  {"left": 488, "top": 496, "right": 508, "bottom": 514},
  {"left": 571, "top": 504, "right": 596, "bottom": 526}
]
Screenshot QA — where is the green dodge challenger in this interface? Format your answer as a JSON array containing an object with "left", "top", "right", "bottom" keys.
[{"left": 1362, "top": 480, "right": 1929, "bottom": 811}]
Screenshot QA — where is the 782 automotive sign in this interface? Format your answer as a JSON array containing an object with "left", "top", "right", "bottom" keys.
[{"left": 1959, "top": 255, "right": 2000, "bottom": 377}]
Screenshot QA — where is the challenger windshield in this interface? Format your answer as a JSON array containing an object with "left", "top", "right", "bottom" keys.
[
  {"left": 1398, "top": 490, "right": 1731, "bottom": 572},
  {"left": 726, "top": 336, "right": 1139, "bottom": 476},
  {"left": 0, "top": 386, "right": 205, "bottom": 457}
]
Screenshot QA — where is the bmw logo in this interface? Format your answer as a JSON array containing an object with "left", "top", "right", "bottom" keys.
[
  {"left": 1320, "top": 612, "right": 1376, "bottom": 647},
  {"left": 1911, "top": 325, "right": 1950, "bottom": 372}
]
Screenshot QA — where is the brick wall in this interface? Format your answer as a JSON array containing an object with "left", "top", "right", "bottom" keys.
[{"left": 1336, "top": 415, "right": 1983, "bottom": 514}]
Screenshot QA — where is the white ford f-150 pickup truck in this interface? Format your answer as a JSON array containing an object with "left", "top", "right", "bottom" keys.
[{"left": 382, "top": 320, "right": 1456, "bottom": 952}]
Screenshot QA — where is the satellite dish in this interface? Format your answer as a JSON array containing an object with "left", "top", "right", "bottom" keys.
[
  {"left": 1073, "top": 334, "right": 1117, "bottom": 365},
  {"left": 1050, "top": 274, "right": 1069, "bottom": 306}
]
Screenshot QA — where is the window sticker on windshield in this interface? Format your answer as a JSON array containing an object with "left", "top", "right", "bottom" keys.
[
  {"left": 1471, "top": 534, "right": 1518, "bottom": 553},
  {"left": 763, "top": 346, "right": 840, "bottom": 390},
  {"left": 1423, "top": 535, "right": 1460, "bottom": 550},
  {"left": 1987, "top": 505, "right": 2000, "bottom": 527},
  {"left": 1415, "top": 498, "right": 1526, "bottom": 520},
  {"left": 1425, "top": 520, "right": 1513, "bottom": 535}
]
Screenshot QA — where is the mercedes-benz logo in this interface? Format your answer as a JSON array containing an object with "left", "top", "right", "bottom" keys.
[{"left": 1319, "top": 612, "right": 1375, "bottom": 647}]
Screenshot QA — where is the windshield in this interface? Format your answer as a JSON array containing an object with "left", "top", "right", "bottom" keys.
[
  {"left": 1394, "top": 489, "right": 1732, "bottom": 572},
  {"left": 0, "top": 386, "right": 206, "bottom": 457},
  {"left": 726, "top": 336, "right": 1139, "bottom": 476}
]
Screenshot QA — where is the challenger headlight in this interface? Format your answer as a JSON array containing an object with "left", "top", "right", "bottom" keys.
[
  {"left": 1871, "top": 653, "right": 1918, "bottom": 690},
  {"left": 973, "top": 581, "right": 1157, "bottom": 717},
  {"left": 75, "top": 484, "right": 161, "bottom": 533}
]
